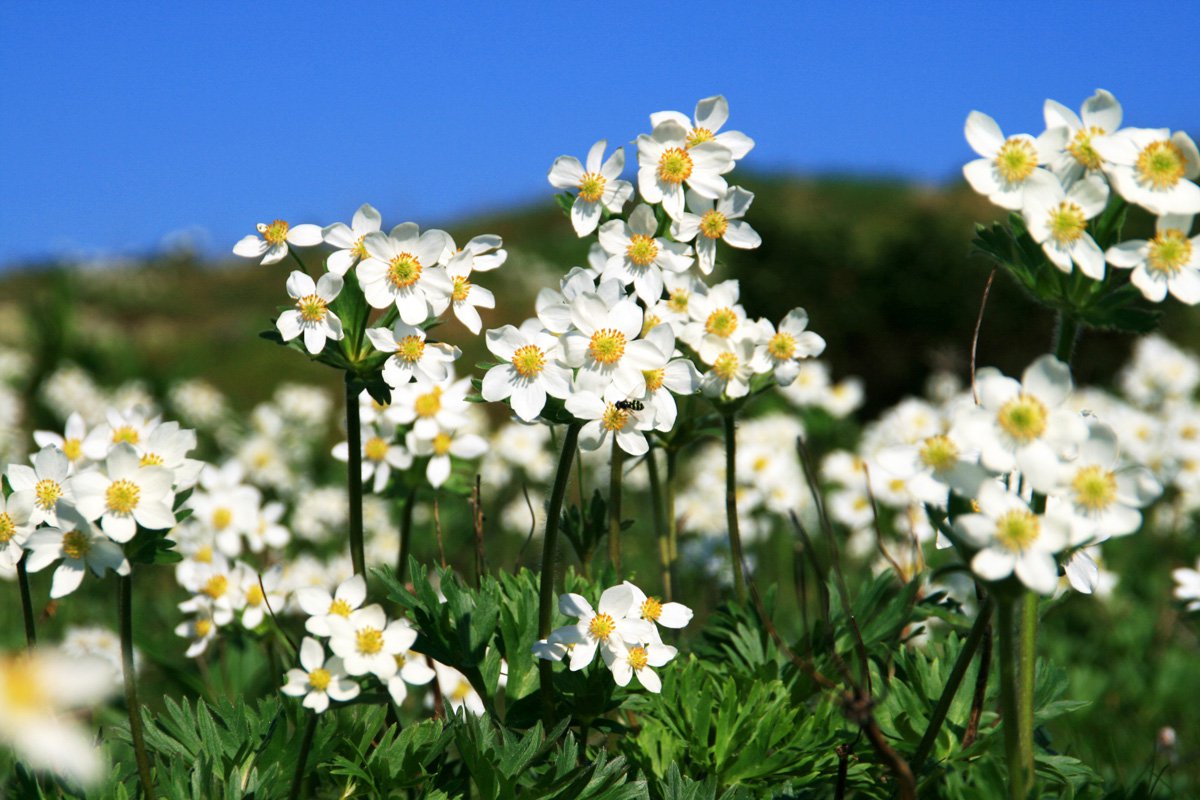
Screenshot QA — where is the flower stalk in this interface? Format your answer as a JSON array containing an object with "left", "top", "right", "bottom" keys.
[
  {"left": 16, "top": 555, "right": 36, "bottom": 649},
  {"left": 345, "top": 376, "right": 366, "bottom": 577},
  {"left": 645, "top": 446, "right": 673, "bottom": 600},
  {"left": 722, "top": 410, "right": 747, "bottom": 603},
  {"left": 119, "top": 571, "right": 156, "bottom": 800},
  {"left": 608, "top": 438, "right": 624, "bottom": 576}
]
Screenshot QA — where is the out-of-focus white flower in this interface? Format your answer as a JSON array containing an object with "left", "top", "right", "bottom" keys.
[
  {"left": 433, "top": 661, "right": 485, "bottom": 716},
  {"left": 233, "top": 219, "right": 324, "bottom": 265},
  {"left": 282, "top": 637, "right": 360, "bottom": 713},
  {"left": 81, "top": 407, "right": 161, "bottom": 462},
  {"left": 408, "top": 429, "right": 488, "bottom": 488},
  {"left": 1173, "top": 557, "right": 1200, "bottom": 611},
  {"left": 33, "top": 412, "right": 89, "bottom": 473},
  {"left": 333, "top": 420, "right": 413, "bottom": 494},
  {"left": 168, "top": 379, "right": 228, "bottom": 430},
  {"left": 387, "top": 650, "right": 437, "bottom": 706},
  {"left": 61, "top": 625, "right": 133, "bottom": 686},
  {"left": 548, "top": 140, "right": 634, "bottom": 237}
]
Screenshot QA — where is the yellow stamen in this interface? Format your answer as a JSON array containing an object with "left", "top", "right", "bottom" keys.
[
  {"left": 627, "top": 645, "right": 649, "bottom": 671},
  {"left": 578, "top": 172, "right": 607, "bottom": 203},
  {"left": 387, "top": 253, "right": 423, "bottom": 289},
  {"left": 1148, "top": 228, "right": 1193, "bottom": 276},
  {"left": 700, "top": 210, "right": 728, "bottom": 239},
  {"left": 297, "top": 294, "right": 328, "bottom": 323},
  {"left": 994, "top": 138, "right": 1039, "bottom": 184},
  {"left": 62, "top": 529, "right": 90, "bottom": 560},
  {"left": 996, "top": 394, "right": 1048, "bottom": 443},
  {"left": 588, "top": 328, "right": 627, "bottom": 365},
  {"left": 1067, "top": 126, "right": 1105, "bottom": 170},
  {"left": 394, "top": 335, "right": 426, "bottom": 363},
  {"left": 641, "top": 597, "right": 663, "bottom": 621},
  {"left": 1071, "top": 465, "right": 1118, "bottom": 512},
  {"left": 1048, "top": 201, "right": 1087, "bottom": 245},
  {"left": 34, "top": 479, "right": 61, "bottom": 511},
  {"left": 356, "top": 627, "right": 384, "bottom": 655},
  {"left": 995, "top": 509, "right": 1040, "bottom": 553},
  {"left": 705, "top": 308, "right": 738, "bottom": 338},
  {"left": 712, "top": 353, "right": 739, "bottom": 382},
  {"left": 511, "top": 345, "right": 546, "bottom": 378},
  {"left": 258, "top": 220, "right": 289, "bottom": 246},
  {"left": 1136, "top": 140, "right": 1187, "bottom": 189},
  {"left": 308, "top": 668, "right": 331, "bottom": 692},
  {"left": 588, "top": 612, "right": 616, "bottom": 641},
  {"left": 432, "top": 432, "right": 453, "bottom": 456},
  {"left": 657, "top": 147, "right": 694, "bottom": 184},
  {"left": 105, "top": 479, "right": 140, "bottom": 514},
  {"left": 364, "top": 437, "right": 389, "bottom": 462},
  {"left": 626, "top": 234, "right": 659, "bottom": 267}
]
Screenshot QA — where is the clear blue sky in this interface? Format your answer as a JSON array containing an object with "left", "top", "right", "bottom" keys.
[{"left": 2, "top": 2, "right": 1197, "bottom": 268}]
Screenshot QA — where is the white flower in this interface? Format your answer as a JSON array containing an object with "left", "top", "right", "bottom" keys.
[
  {"left": 1173, "top": 558, "right": 1200, "bottom": 611},
  {"left": 358, "top": 224, "right": 454, "bottom": 324},
  {"left": 604, "top": 640, "right": 677, "bottom": 693},
  {"left": 756, "top": 309, "right": 826, "bottom": 386},
  {"left": 389, "top": 375, "right": 473, "bottom": 439},
  {"left": 682, "top": 279, "right": 750, "bottom": 359},
  {"left": 548, "top": 140, "right": 634, "bottom": 237},
  {"left": 333, "top": 420, "right": 413, "bottom": 494},
  {"left": 547, "top": 585, "right": 653, "bottom": 671},
  {"left": 322, "top": 203, "right": 382, "bottom": 276},
  {"left": 649, "top": 95, "right": 755, "bottom": 161},
  {"left": 956, "top": 483, "right": 1068, "bottom": 595},
  {"left": 387, "top": 651, "right": 437, "bottom": 706},
  {"left": 1043, "top": 89, "right": 1123, "bottom": 187},
  {"left": 875, "top": 433, "right": 989, "bottom": 506},
  {"left": 1106, "top": 213, "right": 1200, "bottom": 304},
  {"left": 408, "top": 429, "right": 488, "bottom": 488},
  {"left": 598, "top": 204, "right": 693, "bottom": 303},
  {"left": 637, "top": 120, "right": 734, "bottom": 220},
  {"left": 437, "top": 233, "right": 507, "bottom": 272},
  {"left": 433, "top": 661, "right": 485, "bottom": 716},
  {"left": 623, "top": 581, "right": 692, "bottom": 636},
  {"left": 178, "top": 553, "right": 239, "bottom": 626},
  {"left": 699, "top": 338, "right": 771, "bottom": 400},
  {"left": 282, "top": 637, "right": 360, "bottom": 713},
  {"left": 24, "top": 505, "right": 130, "bottom": 598},
  {"left": 69, "top": 443, "right": 176, "bottom": 542},
  {"left": 32, "top": 412, "right": 89, "bottom": 472},
  {"left": 367, "top": 321, "right": 461, "bottom": 387},
  {"left": 567, "top": 389, "right": 655, "bottom": 457},
  {"left": 963, "top": 111, "right": 1065, "bottom": 210},
  {"left": 7, "top": 446, "right": 74, "bottom": 527},
  {"left": 427, "top": 249, "right": 496, "bottom": 334},
  {"left": 621, "top": 323, "right": 699, "bottom": 432},
  {"left": 561, "top": 286, "right": 669, "bottom": 396},
  {"left": 1022, "top": 172, "right": 1109, "bottom": 279},
  {"left": 186, "top": 462, "right": 262, "bottom": 558},
  {"left": 135, "top": 421, "right": 202, "bottom": 491},
  {"left": 233, "top": 219, "right": 324, "bottom": 265},
  {"left": 175, "top": 607, "right": 218, "bottom": 658},
  {"left": 481, "top": 324, "right": 572, "bottom": 422},
  {"left": 327, "top": 604, "right": 416, "bottom": 680},
  {"left": 276, "top": 271, "right": 345, "bottom": 355},
  {"left": 1094, "top": 128, "right": 1200, "bottom": 214},
  {"left": 237, "top": 564, "right": 285, "bottom": 630},
  {"left": 670, "top": 187, "right": 761, "bottom": 274},
  {"left": 296, "top": 574, "right": 367, "bottom": 637},
  {"left": 0, "top": 491, "right": 35, "bottom": 571},
  {"left": 81, "top": 407, "right": 161, "bottom": 462}
]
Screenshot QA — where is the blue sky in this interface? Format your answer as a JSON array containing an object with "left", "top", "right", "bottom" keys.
[{"left": 2, "top": 2, "right": 1197, "bottom": 268}]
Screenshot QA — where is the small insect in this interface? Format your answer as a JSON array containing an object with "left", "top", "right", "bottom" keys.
[{"left": 615, "top": 399, "right": 645, "bottom": 411}]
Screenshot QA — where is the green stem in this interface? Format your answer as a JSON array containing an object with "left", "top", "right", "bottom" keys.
[
  {"left": 1018, "top": 592, "right": 1038, "bottom": 775},
  {"left": 608, "top": 438, "right": 624, "bottom": 577},
  {"left": 666, "top": 448, "right": 679, "bottom": 579},
  {"left": 345, "top": 376, "right": 366, "bottom": 577},
  {"left": 722, "top": 412, "right": 747, "bottom": 603},
  {"left": 119, "top": 572, "right": 156, "bottom": 800},
  {"left": 17, "top": 555, "right": 36, "bottom": 649},
  {"left": 997, "top": 596, "right": 1030, "bottom": 798},
  {"left": 912, "top": 596, "right": 994, "bottom": 773},
  {"left": 538, "top": 422, "right": 582, "bottom": 726},
  {"left": 397, "top": 486, "right": 417, "bottom": 583},
  {"left": 287, "top": 715, "right": 318, "bottom": 800},
  {"left": 1052, "top": 314, "right": 1080, "bottom": 363},
  {"left": 646, "top": 446, "right": 672, "bottom": 600}
]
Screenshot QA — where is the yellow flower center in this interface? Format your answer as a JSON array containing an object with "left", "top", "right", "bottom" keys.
[
  {"left": 700, "top": 210, "right": 728, "bottom": 239},
  {"left": 1048, "top": 201, "right": 1087, "bottom": 245},
  {"left": 1136, "top": 140, "right": 1188, "bottom": 189},
  {"left": 0, "top": 514, "right": 15, "bottom": 544},
  {"left": 657, "top": 147, "right": 694, "bottom": 184},
  {"left": 995, "top": 509, "right": 1040, "bottom": 553},
  {"left": 1067, "top": 126, "right": 1105, "bottom": 170},
  {"left": 245, "top": 584, "right": 265, "bottom": 606},
  {"left": 600, "top": 404, "right": 630, "bottom": 432},
  {"left": 588, "top": 328, "right": 627, "bottom": 365},
  {"left": 394, "top": 652, "right": 408, "bottom": 668},
  {"left": 626, "top": 234, "right": 659, "bottom": 267},
  {"left": 996, "top": 394, "right": 1048, "bottom": 443},
  {"left": 1, "top": 657, "right": 47, "bottom": 713},
  {"left": 578, "top": 172, "right": 607, "bottom": 203},
  {"left": 1148, "top": 228, "right": 1193, "bottom": 275},
  {"left": 450, "top": 679, "right": 473, "bottom": 702},
  {"left": 34, "top": 479, "right": 61, "bottom": 511},
  {"left": 203, "top": 574, "right": 229, "bottom": 599},
  {"left": 588, "top": 612, "right": 617, "bottom": 641},
  {"left": 712, "top": 352, "right": 740, "bottom": 382},
  {"left": 105, "top": 479, "right": 141, "bottom": 514},
  {"left": 451, "top": 275, "right": 472, "bottom": 303},
  {"left": 705, "top": 307, "right": 739, "bottom": 338},
  {"left": 641, "top": 313, "right": 662, "bottom": 337},
  {"left": 62, "top": 529, "right": 90, "bottom": 560},
  {"left": 351, "top": 235, "right": 369, "bottom": 260},
  {"left": 395, "top": 335, "right": 426, "bottom": 363},
  {"left": 308, "top": 668, "right": 331, "bottom": 692},
  {"left": 212, "top": 507, "right": 233, "bottom": 530},
  {"left": 627, "top": 645, "right": 650, "bottom": 671},
  {"left": 511, "top": 345, "right": 546, "bottom": 378},
  {"left": 644, "top": 368, "right": 666, "bottom": 392},
  {"left": 686, "top": 127, "right": 715, "bottom": 147},
  {"left": 641, "top": 597, "right": 663, "bottom": 621},
  {"left": 112, "top": 425, "right": 140, "bottom": 445},
  {"left": 62, "top": 438, "right": 82, "bottom": 461},
  {"left": 259, "top": 220, "right": 290, "bottom": 246},
  {"left": 194, "top": 619, "right": 213, "bottom": 638},
  {"left": 414, "top": 387, "right": 443, "bottom": 417},
  {"left": 364, "top": 436, "right": 389, "bottom": 462},
  {"left": 994, "top": 138, "right": 1039, "bottom": 184},
  {"left": 1071, "top": 465, "right": 1118, "bottom": 512},
  {"left": 667, "top": 288, "right": 689, "bottom": 313},
  {"left": 432, "top": 432, "right": 453, "bottom": 456},
  {"left": 356, "top": 627, "right": 384, "bottom": 655},
  {"left": 919, "top": 435, "right": 960, "bottom": 472},
  {"left": 767, "top": 332, "right": 797, "bottom": 361},
  {"left": 139, "top": 452, "right": 164, "bottom": 467},
  {"left": 328, "top": 599, "right": 353, "bottom": 617},
  {"left": 387, "top": 253, "right": 423, "bottom": 289},
  {"left": 195, "top": 545, "right": 213, "bottom": 563},
  {"left": 297, "top": 294, "right": 328, "bottom": 323}
]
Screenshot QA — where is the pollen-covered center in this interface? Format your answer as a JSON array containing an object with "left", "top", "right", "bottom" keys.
[
  {"left": 667, "top": 288, "right": 689, "bottom": 313},
  {"left": 1148, "top": 229, "right": 1193, "bottom": 275},
  {"left": 212, "top": 507, "right": 233, "bottom": 530},
  {"left": 578, "top": 172, "right": 607, "bottom": 203},
  {"left": 328, "top": 599, "right": 353, "bottom": 617},
  {"left": 700, "top": 210, "right": 729, "bottom": 239},
  {"left": 105, "top": 479, "right": 141, "bottom": 514},
  {"left": 588, "top": 612, "right": 617, "bottom": 641},
  {"left": 203, "top": 574, "right": 229, "bottom": 599},
  {"left": 1136, "top": 140, "right": 1188, "bottom": 189},
  {"left": 601, "top": 404, "right": 630, "bottom": 432},
  {"left": 511, "top": 345, "right": 546, "bottom": 378},
  {"left": 62, "top": 529, "right": 90, "bottom": 560},
  {"left": 712, "top": 352, "right": 740, "bottom": 382},
  {"left": 626, "top": 234, "right": 660, "bottom": 267},
  {"left": 641, "top": 313, "right": 662, "bottom": 337},
  {"left": 297, "top": 294, "right": 329, "bottom": 323},
  {"left": 919, "top": 435, "right": 960, "bottom": 472},
  {"left": 588, "top": 328, "right": 627, "bottom": 365},
  {"left": 640, "top": 597, "right": 663, "bottom": 621},
  {"left": 686, "top": 127, "right": 715, "bottom": 147},
  {"left": 194, "top": 619, "right": 213, "bottom": 638},
  {"left": 139, "top": 452, "right": 164, "bottom": 467},
  {"left": 245, "top": 584, "right": 265, "bottom": 606},
  {"left": 351, "top": 235, "right": 369, "bottom": 260},
  {"left": 395, "top": 335, "right": 426, "bottom": 363},
  {"left": 364, "top": 436, "right": 389, "bottom": 462},
  {"left": 994, "top": 138, "right": 1039, "bottom": 184},
  {"left": 995, "top": 509, "right": 1040, "bottom": 553},
  {"left": 1048, "top": 201, "right": 1087, "bottom": 245},
  {"left": 1067, "top": 126, "right": 1105, "bottom": 170},
  {"left": 1071, "top": 465, "right": 1118, "bottom": 512},
  {"left": 767, "top": 332, "right": 797, "bottom": 361},
  {"left": 996, "top": 394, "right": 1048, "bottom": 443},
  {"left": 657, "top": 147, "right": 694, "bottom": 184},
  {"left": 308, "top": 668, "right": 331, "bottom": 692},
  {"left": 705, "top": 307, "right": 739, "bottom": 338},
  {"left": 62, "top": 438, "right": 82, "bottom": 461},
  {"left": 34, "top": 479, "right": 61, "bottom": 510},
  {"left": 355, "top": 627, "right": 384, "bottom": 655},
  {"left": 414, "top": 387, "right": 443, "bottom": 417},
  {"left": 644, "top": 368, "right": 666, "bottom": 392},
  {"left": 0, "top": 514, "right": 15, "bottom": 544},
  {"left": 450, "top": 679, "right": 473, "bottom": 701},
  {"left": 432, "top": 432, "right": 453, "bottom": 456},
  {"left": 112, "top": 426, "right": 140, "bottom": 445},
  {"left": 259, "top": 219, "right": 290, "bottom": 246},
  {"left": 451, "top": 275, "right": 472, "bottom": 303},
  {"left": 387, "top": 253, "right": 423, "bottom": 289},
  {"left": 627, "top": 645, "right": 650, "bottom": 671}
]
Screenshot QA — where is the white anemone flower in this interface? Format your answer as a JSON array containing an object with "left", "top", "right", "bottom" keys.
[
  {"left": 387, "top": 651, "right": 437, "bottom": 705},
  {"left": 233, "top": 219, "right": 324, "bottom": 266},
  {"left": 699, "top": 338, "right": 772, "bottom": 400},
  {"left": 135, "top": 421, "right": 203, "bottom": 491},
  {"left": 367, "top": 321, "right": 461, "bottom": 387},
  {"left": 562, "top": 287, "right": 669, "bottom": 397},
  {"left": 623, "top": 581, "right": 693, "bottom": 637},
  {"left": 956, "top": 482, "right": 1068, "bottom": 595},
  {"left": 548, "top": 140, "right": 634, "bottom": 237},
  {"left": 326, "top": 604, "right": 416, "bottom": 680},
  {"left": 237, "top": 563, "right": 285, "bottom": 630},
  {"left": 175, "top": 606, "right": 218, "bottom": 658},
  {"left": 604, "top": 640, "right": 678, "bottom": 693},
  {"left": 358, "top": 224, "right": 454, "bottom": 324},
  {"left": 8, "top": 446, "right": 74, "bottom": 527},
  {"left": 434, "top": 661, "right": 486, "bottom": 716},
  {"left": 566, "top": 389, "right": 655, "bottom": 457},
  {"left": 1022, "top": 172, "right": 1109, "bottom": 279},
  {"left": 605, "top": 323, "right": 698, "bottom": 432},
  {"left": 322, "top": 203, "right": 382, "bottom": 276},
  {"left": 69, "top": 443, "right": 176, "bottom": 542},
  {"left": 755, "top": 309, "right": 826, "bottom": 386},
  {"left": 549, "top": 585, "right": 654, "bottom": 671},
  {"left": 32, "top": 412, "right": 89, "bottom": 472},
  {"left": 333, "top": 420, "right": 412, "bottom": 494},
  {"left": 963, "top": 111, "right": 1066, "bottom": 210},
  {"left": 427, "top": 249, "right": 496, "bottom": 334},
  {"left": 481, "top": 323, "right": 572, "bottom": 422},
  {"left": 296, "top": 574, "right": 367, "bottom": 637},
  {"left": 598, "top": 204, "right": 693, "bottom": 303},
  {"left": 277, "top": 271, "right": 345, "bottom": 355},
  {"left": 282, "top": 637, "right": 360, "bottom": 714},
  {"left": 437, "top": 233, "right": 508, "bottom": 272},
  {"left": 0, "top": 491, "right": 36, "bottom": 570},
  {"left": 1106, "top": 213, "right": 1200, "bottom": 303},
  {"left": 407, "top": 429, "right": 488, "bottom": 488},
  {"left": 670, "top": 187, "right": 761, "bottom": 275},
  {"left": 875, "top": 433, "right": 990, "bottom": 506},
  {"left": 24, "top": 505, "right": 130, "bottom": 598},
  {"left": 682, "top": 279, "right": 750, "bottom": 359},
  {"left": 1173, "top": 558, "right": 1200, "bottom": 611},
  {"left": 389, "top": 375, "right": 473, "bottom": 439},
  {"left": 1043, "top": 89, "right": 1123, "bottom": 187},
  {"left": 649, "top": 95, "right": 755, "bottom": 161},
  {"left": 535, "top": 268, "right": 604, "bottom": 335},
  {"left": 637, "top": 120, "right": 734, "bottom": 220},
  {"left": 81, "top": 407, "right": 161, "bottom": 462},
  {"left": 178, "top": 553, "right": 240, "bottom": 626},
  {"left": 1094, "top": 128, "right": 1200, "bottom": 215}
]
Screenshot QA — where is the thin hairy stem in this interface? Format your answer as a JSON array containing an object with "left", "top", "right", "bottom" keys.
[{"left": 120, "top": 572, "right": 156, "bottom": 800}]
